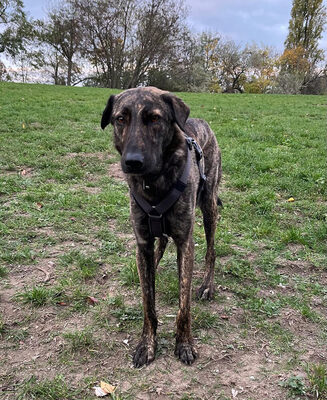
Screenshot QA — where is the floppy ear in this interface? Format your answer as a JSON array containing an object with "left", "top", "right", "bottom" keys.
[
  {"left": 161, "top": 93, "right": 190, "bottom": 131},
  {"left": 101, "top": 95, "right": 115, "bottom": 129}
]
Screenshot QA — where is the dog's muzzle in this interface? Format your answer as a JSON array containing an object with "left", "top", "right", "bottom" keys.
[{"left": 123, "top": 152, "right": 145, "bottom": 173}]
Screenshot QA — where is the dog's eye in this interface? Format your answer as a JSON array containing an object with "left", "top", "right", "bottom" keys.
[
  {"left": 116, "top": 116, "right": 125, "bottom": 125},
  {"left": 150, "top": 114, "right": 160, "bottom": 123}
]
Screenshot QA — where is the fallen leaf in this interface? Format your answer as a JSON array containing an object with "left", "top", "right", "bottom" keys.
[
  {"left": 86, "top": 296, "right": 99, "bottom": 306},
  {"left": 287, "top": 197, "right": 295, "bottom": 202},
  {"left": 57, "top": 301, "right": 68, "bottom": 306},
  {"left": 100, "top": 381, "right": 116, "bottom": 394},
  {"left": 22, "top": 123, "right": 26, "bottom": 129},
  {"left": 220, "top": 315, "right": 229, "bottom": 320},
  {"left": 36, "top": 202, "right": 43, "bottom": 209},
  {"left": 232, "top": 388, "right": 238, "bottom": 398}
]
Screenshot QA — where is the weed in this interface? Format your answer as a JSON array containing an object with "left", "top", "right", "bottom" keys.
[
  {"left": 307, "top": 363, "right": 327, "bottom": 399},
  {"left": 15, "top": 286, "right": 51, "bottom": 307},
  {"left": 280, "top": 375, "right": 306, "bottom": 396},
  {"left": 63, "top": 328, "right": 95, "bottom": 352},
  {"left": 192, "top": 305, "right": 221, "bottom": 331},
  {"left": 120, "top": 259, "right": 139, "bottom": 286},
  {"left": 111, "top": 305, "right": 143, "bottom": 329},
  {"left": 59, "top": 250, "right": 100, "bottom": 280}
]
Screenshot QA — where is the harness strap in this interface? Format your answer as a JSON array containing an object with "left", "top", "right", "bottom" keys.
[
  {"left": 131, "top": 137, "right": 206, "bottom": 238},
  {"left": 186, "top": 137, "right": 206, "bottom": 198}
]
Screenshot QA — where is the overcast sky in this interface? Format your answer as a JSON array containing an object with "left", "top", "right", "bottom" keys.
[{"left": 23, "top": 0, "right": 325, "bottom": 52}]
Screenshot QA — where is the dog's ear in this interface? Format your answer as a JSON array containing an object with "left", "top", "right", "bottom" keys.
[
  {"left": 161, "top": 93, "right": 190, "bottom": 131},
  {"left": 101, "top": 95, "right": 115, "bottom": 129}
]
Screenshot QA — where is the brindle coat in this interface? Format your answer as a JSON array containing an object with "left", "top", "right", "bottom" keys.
[{"left": 101, "top": 87, "right": 222, "bottom": 367}]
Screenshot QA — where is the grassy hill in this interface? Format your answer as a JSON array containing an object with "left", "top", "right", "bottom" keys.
[{"left": 0, "top": 82, "right": 326, "bottom": 399}]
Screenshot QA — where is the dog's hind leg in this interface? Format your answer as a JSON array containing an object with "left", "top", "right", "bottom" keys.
[
  {"left": 133, "top": 240, "right": 158, "bottom": 368},
  {"left": 197, "top": 193, "right": 218, "bottom": 300},
  {"left": 154, "top": 236, "right": 168, "bottom": 268}
]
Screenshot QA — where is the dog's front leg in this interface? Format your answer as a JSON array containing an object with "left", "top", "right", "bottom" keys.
[
  {"left": 175, "top": 235, "right": 198, "bottom": 365},
  {"left": 133, "top": 239, "right": 157, "bottom": 368}
]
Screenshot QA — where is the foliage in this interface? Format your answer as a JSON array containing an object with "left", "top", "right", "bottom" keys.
[
  {"left": 285, "top": 0, "right": 326, "bottom": 64},
  {"left": 281, "top": 375, "right": 306, "bottom": 396},
  {"left": 307, "top": 363, "right": 327, "bottom": 399},
  {"left": 0, "top": 0, "right": 31, "bottom": 58},
  {"left": 281, "top": 0, "right": 327, "bottom": 93}
]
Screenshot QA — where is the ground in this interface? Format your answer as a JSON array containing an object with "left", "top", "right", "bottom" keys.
[{"left": 0, "top": 83, "right": 326, "bottom": 400}]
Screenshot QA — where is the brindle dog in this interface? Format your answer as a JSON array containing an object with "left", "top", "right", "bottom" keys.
[{"left": 101, "top": 87, "right": 221, "bottom": 367}]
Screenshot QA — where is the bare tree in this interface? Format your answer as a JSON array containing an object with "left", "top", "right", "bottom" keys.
[
  {"left": 35, "top": 1, "right": 83, "bottom": 85},
  {"left": 70, "top": 0, "right": 186, "bottom": 88},
  {"left": 127, "top": 0, "right": 186, "bottom": 88},
  {"left": 70, "top": 0, "right": 135, "bottom": 88}
]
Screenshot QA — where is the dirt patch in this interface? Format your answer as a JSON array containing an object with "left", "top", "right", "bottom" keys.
[
  {"left": 0, "top": 167, "right": 34, "bottom": 177},
  {"left": 108, "top": 162, "right": 125, "bottom": 182},
  {"left": 64, "top": 151, "right": 113, "bottom": 161}
]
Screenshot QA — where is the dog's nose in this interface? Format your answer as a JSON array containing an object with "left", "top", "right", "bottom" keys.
[{"left": 124, "top": 152, "right": 144, "bottom": 172}]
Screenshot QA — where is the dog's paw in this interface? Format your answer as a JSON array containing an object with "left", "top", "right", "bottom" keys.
[
  {"left": 175, "top": 342, "right": 198, "bottom": 365},
  {"left": 133, "top": 338, "right": 156, "bottom": 368},
  {"left": 197, "top": 284, "right": 215, "bottom": 300}
]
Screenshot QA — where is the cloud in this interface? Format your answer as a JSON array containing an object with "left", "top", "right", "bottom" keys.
[{"left": 186, "top": 0, "right": 293, "bottom": 50}]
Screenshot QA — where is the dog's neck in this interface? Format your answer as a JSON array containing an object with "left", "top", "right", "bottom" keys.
[{"left": 125, "top": 132, "right": 187, "bottom": 202}]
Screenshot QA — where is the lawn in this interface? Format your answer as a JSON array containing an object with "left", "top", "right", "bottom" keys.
[{"left": 0, "top": 82, "right": 326, "bottom": 400}]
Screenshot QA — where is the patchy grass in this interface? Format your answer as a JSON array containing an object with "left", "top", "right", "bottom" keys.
[
  {"left": 0, "top": 82, "right": 326, "bottom": 399},
  {"left": 17, "top": 375, "right": 83, "bottom": 400},
  {"left": 15, "top": 286, "right": 53, "bottom": 307}
]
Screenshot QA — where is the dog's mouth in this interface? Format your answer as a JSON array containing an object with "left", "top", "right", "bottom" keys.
[{"left": 121, "top": 163, "right": 147, "bottom": 176}]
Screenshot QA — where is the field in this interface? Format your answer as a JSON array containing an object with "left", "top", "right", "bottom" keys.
[{"left": 0, "top": 82, "right": 326, "bottom": 400}]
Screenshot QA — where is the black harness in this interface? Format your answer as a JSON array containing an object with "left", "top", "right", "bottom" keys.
[{"left": 131, "top": 137, "right": 206, "bottom": 238}]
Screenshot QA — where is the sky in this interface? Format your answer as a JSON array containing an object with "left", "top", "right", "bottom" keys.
[{"left": 22, "top": 0, "right": 325, "bottom": 52}]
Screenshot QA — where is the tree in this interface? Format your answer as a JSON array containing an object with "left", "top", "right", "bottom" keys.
[
  {"left": 71, "top": 0, "right": 186, "bottom": 89},
  {"left": 146, "top": 29, "right": 210, "bottom": 92},
  {"left": 285, "top": 0, "right": 326, "bottom": 64},
  {"left": 0, "top": 60, "right": 10, "bottom": 80},
  {"left": 215, "top": 39, "right": 251, "bottom": 93},
  {"left": 35, "top": 2, "right": 83, "bottom": 85},
  {"left": 244, "top": 44, "right": 278, "bottom": 93},
  {"left": 126, "top": 0, "right": 187, "bottom": 88},
  {"left": 71, "top": 0, "right": 136, "bottom": 88},
  {"left": 281, "top": 0, "right": 327, "bottom": 92},
  {"left": 0, "top": 0, "right": 31, "bottom": 58}
]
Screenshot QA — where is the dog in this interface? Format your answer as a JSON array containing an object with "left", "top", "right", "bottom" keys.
[{"left": 101, "top": 87, "right": 221, "bottom": 367}]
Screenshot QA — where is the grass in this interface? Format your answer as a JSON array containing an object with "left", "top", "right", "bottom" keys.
[
  {"left": 17, "top": 375, "right": 82, "bottom": 400},
  {"left": 62, "top": 328, "right": 95, "bottom": 352},
  {"left": 15, "top": 286, "right": 52, "bottom": 307},
  {"left": 0, "top": 82, "right": 326, "bottom": 399}
]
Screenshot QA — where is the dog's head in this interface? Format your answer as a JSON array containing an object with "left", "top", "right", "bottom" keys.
[{"left": 101, "top": 87, "right": 190, "bottom": 176}]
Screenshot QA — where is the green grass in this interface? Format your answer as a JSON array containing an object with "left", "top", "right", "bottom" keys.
[
  {"left": 17, "top": 375, "right": 82, "bottom": 400},
  {"left": 15, "top": 286, "right": 53, "bottom": 307},
  {"left": 63, "top": 328, "right": 95, "bottom": 352},
  {"left": 0, "top": 82, "right": 326, "bottom": 399}
]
